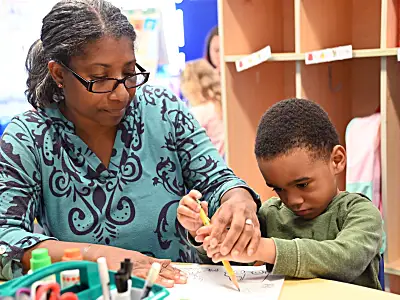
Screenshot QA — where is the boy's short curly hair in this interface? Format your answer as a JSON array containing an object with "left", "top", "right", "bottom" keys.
[{"left": 255, "top": 98, "right": 340, "bottom": 160}]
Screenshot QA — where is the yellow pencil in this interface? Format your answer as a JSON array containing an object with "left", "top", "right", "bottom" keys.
[{"left": 196, "top": 199, "right": 240, "bottom": 291}]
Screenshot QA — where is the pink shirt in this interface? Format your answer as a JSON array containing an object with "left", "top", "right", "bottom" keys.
[
  {"left": 191, "top": 102, "right": 225, "bottom": 158},
  {"left": 345, "top": 113, "right": 381, "bottom": 213}
]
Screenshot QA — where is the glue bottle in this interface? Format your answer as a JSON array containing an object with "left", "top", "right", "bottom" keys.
[
  {"left": 61, "top": 248, "right": 83, "bottom": 289},
  {"left": 28, "top": 248, "right": 56, "bottom": 283}
]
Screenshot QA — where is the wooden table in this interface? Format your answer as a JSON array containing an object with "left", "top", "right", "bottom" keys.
[
  {"left": 1, "top": 278, "right": 399, "bottom": 299},
  {"left": 279, "top": 278, "right": 400, "bottom": 300}
]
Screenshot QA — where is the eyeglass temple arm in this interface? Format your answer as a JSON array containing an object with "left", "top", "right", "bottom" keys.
[
  {"left": 135, "top": 63, "right": 147, "bottom": 73},
  {"left": 57, "top": 60, "right": 91, "bottom": 90}
]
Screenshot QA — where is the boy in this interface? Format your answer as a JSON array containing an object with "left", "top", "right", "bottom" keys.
[{"left": 177, "top": 98, "right": 383, "bottom": 290}]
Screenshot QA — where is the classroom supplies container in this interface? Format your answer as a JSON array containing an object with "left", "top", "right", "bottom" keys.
[{"left": 0, "top": 261, "right": 169, "bottom": 300}]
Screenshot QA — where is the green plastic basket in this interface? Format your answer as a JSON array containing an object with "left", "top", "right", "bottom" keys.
[{"left": 0, "top": 261, "right": 169, "bottom": 299}]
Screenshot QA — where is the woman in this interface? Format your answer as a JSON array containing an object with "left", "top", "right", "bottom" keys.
[
  {"left": 180, "top": 59, "right": 224, "bottom": 157},
  {"left": 0, "top": 0, "right": 260, "bottom": 286},
  {"left": 204, "top": 26, "right": 220, "bottom": 72}
]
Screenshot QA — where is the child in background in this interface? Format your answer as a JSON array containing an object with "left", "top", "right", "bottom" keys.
[
  {"left": 180, "top": 59, "right": 225, "bottom": 157},
  {"left": 204, "top": 26, "right": 220, "bottom": 72},
  {"left": 177, "top": 98, "right": 383, "bottom": 290}
]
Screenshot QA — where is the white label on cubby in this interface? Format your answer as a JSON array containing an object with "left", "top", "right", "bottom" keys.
[
  {"left": 235, "top": 45, "right": 272, "bottom": 72},
  {"left": 305, "top": 45, "right": 353, "bottom": 65},
  {"left": 397, "top": 48, "right": 400, "bottom": 61}
]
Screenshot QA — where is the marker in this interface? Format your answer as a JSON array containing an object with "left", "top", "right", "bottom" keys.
[
  {"left": 30, "top": 280, "right": 46, "bottom": 300},
  {"left": 15, "top": 288, "right": 30, "bottom": 300},
  {"left": 114, "top": 271, "right": 131, "bottom": 300},
  {"left": 140, "top": 262, "right": 161, "bottom": 299},
  {"left": 120, "top": 258, "right": 133, "bottom": 278},
  {"left": 196, "top": 199, "right": 240, "bottom": 291},
  {"left": 97, "top": 257, "right": 111, "bottom": 300}
]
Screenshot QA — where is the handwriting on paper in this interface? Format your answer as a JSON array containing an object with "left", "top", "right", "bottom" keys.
[{"left": 168, "top": 265, "right": 284, "bottom": 300}]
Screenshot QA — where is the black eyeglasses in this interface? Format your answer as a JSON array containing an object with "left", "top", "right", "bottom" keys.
[{"left": 57, "top": 61, "right": 150, "bottom": 93}]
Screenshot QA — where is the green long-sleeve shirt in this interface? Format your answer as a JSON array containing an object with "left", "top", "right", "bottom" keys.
[{"left": 261, "top": 192, "right": 382, "bottom": 289}]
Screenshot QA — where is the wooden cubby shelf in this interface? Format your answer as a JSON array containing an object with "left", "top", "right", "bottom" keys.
[
  {"left": 218, "top": 0, "right": 400, "bottom": 292},
  {"left": 225, "top": 48, "right": 399, "bottom": 62}
]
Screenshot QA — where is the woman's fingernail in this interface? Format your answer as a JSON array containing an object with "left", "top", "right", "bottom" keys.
[
  {"left": 221, "top": 247, "right": 228, "bottom": 255},
  {"left": 175, "top": 274, "right": 180, "bottom": 279},
  {"left": 180, "top": 271, "right": 187, "bottom": 277},
  {"left": 164, "top": 279, "right": 174, "bottom": 284},
  {"left": 232, "top": 250, "right": 239, "bottom": 257},
  {"left": 248, "top": 249, "right": 254, "bottom": 256},
  {"left": 180, "top": 276, "right": 187, "bottom": 282}
]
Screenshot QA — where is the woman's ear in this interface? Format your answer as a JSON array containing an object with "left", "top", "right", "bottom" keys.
[
  {"left": 48, "top": 61, "right": 65, "bottom": 87},
  {"left": 330, "top": 145, "right": 346, "bottom": 175}
]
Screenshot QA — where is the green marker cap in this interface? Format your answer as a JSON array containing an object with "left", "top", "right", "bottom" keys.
[{"left": 30, "top": 248, "right": 52, "bottom": 271}]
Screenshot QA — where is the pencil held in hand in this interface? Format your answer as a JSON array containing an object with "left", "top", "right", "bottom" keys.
[
  {"left": 222, "top": 261, "right": 240, "bottom": 291},
  {"left": 199, "top": 205, "right": 210, "bottom": 226},
  {"left": 196, "top": 199, "right": 240, "bottom": 292}
]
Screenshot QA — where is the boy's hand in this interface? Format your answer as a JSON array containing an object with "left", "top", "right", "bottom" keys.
[
  {"left": 195, "top": 225, "right": 216, "bottom": 245},
  {"left": 177, "top": 190, "right": 208, "bottom": 236},
  {"left": 196, "top": 225, "right": 228, "bottom": 251},
  {"left": 204, "top": 238, "right": 276, "bottom": 265}
]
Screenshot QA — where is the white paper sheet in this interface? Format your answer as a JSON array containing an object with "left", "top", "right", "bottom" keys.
[{"left": 167, "top": 265, "right": 284, "bottom": 300}]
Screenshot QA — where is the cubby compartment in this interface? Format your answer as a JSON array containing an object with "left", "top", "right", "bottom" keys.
[
  {"left": 300, "top": 0, "right": 381, "bottom": 52},
  {"left": 382, "top": 56, "right": 400, "bottom": 292},
  {"left": 222, "top": 0, "right": 295, "bottom": 56},
  {"left": 301, "top": 58, "right": 380, "bottom": 189}
]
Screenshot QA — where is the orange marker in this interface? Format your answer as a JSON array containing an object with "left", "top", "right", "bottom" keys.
[{"left": 196, "top": 199, "right": 240, "bottom": 292}]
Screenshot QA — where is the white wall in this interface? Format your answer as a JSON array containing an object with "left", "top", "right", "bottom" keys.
[{"left": 0, "top": 0, "right": 183, "bottom": 115}]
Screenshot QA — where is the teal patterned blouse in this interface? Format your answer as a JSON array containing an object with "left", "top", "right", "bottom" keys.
[{"left": 0, "top": 85, "right": 258, "bottom": 280}]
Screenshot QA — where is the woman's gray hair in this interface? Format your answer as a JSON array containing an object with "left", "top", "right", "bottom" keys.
[{"left": 25, "top": 0, "right": 136, "bottom": 108}]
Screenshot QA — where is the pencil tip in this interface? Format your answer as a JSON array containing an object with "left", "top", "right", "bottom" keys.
[{"left": 232, "top": 278, "right": 240, "bottom": 292}]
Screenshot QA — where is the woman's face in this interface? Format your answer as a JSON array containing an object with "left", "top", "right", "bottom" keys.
[
  {"left": 209, "top": 35, "right": 220, "bottom": 71},
  {"left": 50, "top": 35, "right": 137, "bottom": 128}
]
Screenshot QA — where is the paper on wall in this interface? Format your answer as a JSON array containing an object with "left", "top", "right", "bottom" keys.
[{"left": 235, "top": 45, "right": 272, "bottom": 72}]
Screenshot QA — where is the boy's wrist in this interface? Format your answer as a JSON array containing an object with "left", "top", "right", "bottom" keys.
[{"left": 255, "top": 238, "right": 276, "bottom": 264}]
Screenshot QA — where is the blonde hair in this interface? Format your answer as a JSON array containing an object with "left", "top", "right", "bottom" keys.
[{"left": 180, "top": 59, "right": 221, "bottom": 107}]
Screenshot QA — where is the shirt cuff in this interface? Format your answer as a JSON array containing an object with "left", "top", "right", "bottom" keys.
[
  {"left": 0, "top": 235, "right": 57, "bottom": 280},
  {"left": 186, "top": 231, "right": 203, "bottom": 248},
  {"left": 270, "top": 237, "right": 299, "bottom": 277},
  {"left": 220, "top": 184, "right": 261, "bottom": 211}
]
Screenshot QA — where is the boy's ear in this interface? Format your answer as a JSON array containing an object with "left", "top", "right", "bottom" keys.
[{"left": 330, "top": 145, "right": 346, "bottom": 175}]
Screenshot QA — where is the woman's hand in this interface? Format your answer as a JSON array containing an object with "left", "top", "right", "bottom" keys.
[
  {"left": 198, "top": 188, "right": 260, "bottom": 257},
  {"left": 177, "top": 190, "right": 208, "bottom": 237},
  {"left": 97, "top": 246, "right": 187, "bottom": 288}
]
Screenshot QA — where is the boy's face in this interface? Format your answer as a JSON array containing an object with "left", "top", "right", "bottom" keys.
[{"left": 257, "top": 146, "right": 346, "bottom": 220}]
